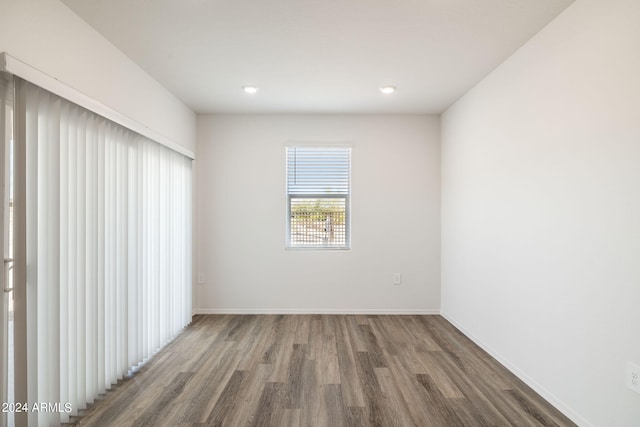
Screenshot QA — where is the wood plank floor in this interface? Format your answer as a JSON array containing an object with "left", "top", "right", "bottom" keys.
[{"left": 68, "top": 315, "right": 575, "bottom": 426}]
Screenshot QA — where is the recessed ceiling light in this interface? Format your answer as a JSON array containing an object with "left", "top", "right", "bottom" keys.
[
  {"left": 242, "top": 85, "right": 258, "bottom": 94},
  {"left": 379, "top": 85, "right": 397, "bottom": 94}
]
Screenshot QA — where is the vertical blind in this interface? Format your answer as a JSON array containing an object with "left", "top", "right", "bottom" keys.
[{"left": 15, "top": 78, "right": 192, "bottom": 426}]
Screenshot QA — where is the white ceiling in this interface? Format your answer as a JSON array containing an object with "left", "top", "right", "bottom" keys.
[{"left": 61, "top": 0, "right": 573, "bottom": 114}]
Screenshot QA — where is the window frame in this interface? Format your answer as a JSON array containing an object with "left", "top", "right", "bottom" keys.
[{"left": 285, "top": 145, "right": 351, "bottom": 250}]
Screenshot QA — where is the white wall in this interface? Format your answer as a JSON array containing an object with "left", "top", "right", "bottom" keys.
[
  {"left": 196, "top": 114, "right": 440, "bottom": 313},
  {"left": 0, "top": 0, "right": 195, "bottom": 151},
  {"left": 441, "top": 0, "right": 640, "bottom": 425}
]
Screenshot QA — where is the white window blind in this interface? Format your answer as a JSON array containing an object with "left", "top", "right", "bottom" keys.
[
  {"left": 11, "top": 78, "right": 192, "bottom": 425},
  {"left": 286, "top": 146, "right": 351, "bottom": 249}
]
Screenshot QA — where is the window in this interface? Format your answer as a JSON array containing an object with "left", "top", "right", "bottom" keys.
[{"left": 286, "top": 146, "right": 351, "bottom": 249}]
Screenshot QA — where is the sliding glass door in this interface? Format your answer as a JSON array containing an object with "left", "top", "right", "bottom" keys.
[
  {"left": 0, "top": 72, "right": 14, "bottom": 427},
  {"left": 1, "top": 72, "right": 192, "bottom": 427}
]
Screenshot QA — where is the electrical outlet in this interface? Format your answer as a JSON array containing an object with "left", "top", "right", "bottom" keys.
[
  {"left": 393, "top": 273, "right": 402, "bottom": 286},
  {"left": 626, "top": 362, "right": 640, "bottom": 394},
  {"left": 197, "top": 272, "right": 205, "bottom": 284}
]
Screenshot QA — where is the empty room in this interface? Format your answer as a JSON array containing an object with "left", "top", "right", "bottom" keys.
[{"left": 0, "top": 0, "right": 639, "bottom": 426}]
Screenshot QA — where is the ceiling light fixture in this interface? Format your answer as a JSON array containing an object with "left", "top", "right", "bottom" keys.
[
  {"left": 242, "top": 85, "right": 258, "bottom": 94},
  {"left": 379, "top": 85, "right": 397, "bottom": 94}
]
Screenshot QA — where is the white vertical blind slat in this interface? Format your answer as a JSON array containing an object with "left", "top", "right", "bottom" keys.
[
  {"left": 42, "top": 90, "right": 61, "bottom": 427},
  {"left": 23, "top": 80, "right": 38, "bottom": 426},
  {"left": 69, "top": 104, "right": 79, "bottom": 417},
  {"left": 59, "top": 100, "right": 69, "bottom": 423},
  {"left": 96, "top": 119, "right": 106, "bottom": 396},
  {"left": 127, "top": 141, "right": 138, "bottom": 368},
  {"left": 86, "top": 114, "right": 98, "bottom": 403},
  {"left": 76, "top": 109, "right": 87, "bottom": 411}
]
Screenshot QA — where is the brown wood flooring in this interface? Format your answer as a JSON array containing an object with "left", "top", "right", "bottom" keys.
[{"left": 69, "top": 315, "right": 575, "bottom": 426}]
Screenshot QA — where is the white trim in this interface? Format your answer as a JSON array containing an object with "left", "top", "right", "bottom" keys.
[
  {"left": 0, "top": 52, "right": 194, "bottom": 159},
  {"left": 193, "top": 308, "right": 440, "bottom": 315},
  {"left": 284, "top": 140, "right": 354, "bottom": 148},
  {"left": 440, "top": 311, "right": 591, "bottom": 427}
]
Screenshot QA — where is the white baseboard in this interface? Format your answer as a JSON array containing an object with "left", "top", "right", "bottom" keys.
[
  {"left": 440, "top": 312, "right": 591, "bottom": 427},
  {"left": 193, "top": 308, "right": 440, "bottom": 315}
]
